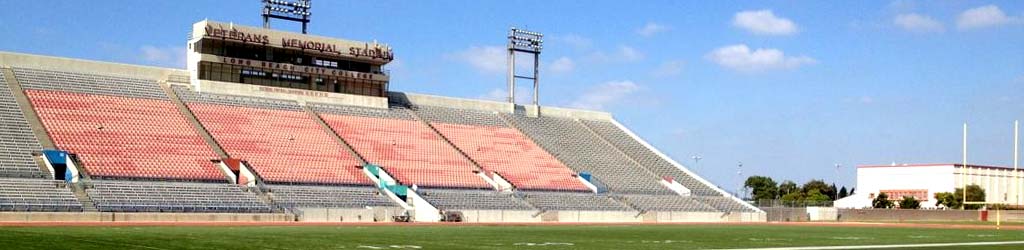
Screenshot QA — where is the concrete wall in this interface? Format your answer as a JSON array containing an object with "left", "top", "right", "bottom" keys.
[
  {"left": 0, "top": 212, "right": 292, "bottom": 222},
  {"left": 192, "top": 80, "right": 388, "bottom": 108},
  {"left": 458, "top": 210, "right": 541, "bottom": 223},
  {"left": 295, "top": 207, "right": 402, "bottom": 222},
  {"left": 539, "top": 106, "right": 613, "bottom": 121},
  {"left": 403, "top": 92, "right": 512, "bottom": 113},
  {"left": 0, "top": 51, "right": 185, "bottom": 81},
  {"left": 762, "top": 207, "right": 811, "bottom": 222},
  {"left": 838, "top": 209, "right": 979, "bottom": 222}
]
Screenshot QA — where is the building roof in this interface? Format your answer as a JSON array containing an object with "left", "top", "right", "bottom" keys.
[{"left": 858, "top": 163, "right": 1021, "bottom": 171}]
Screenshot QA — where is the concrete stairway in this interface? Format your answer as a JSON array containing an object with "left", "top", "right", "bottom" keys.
[{"left": 70, "top": 182, "right": 98, "bottom": 212}]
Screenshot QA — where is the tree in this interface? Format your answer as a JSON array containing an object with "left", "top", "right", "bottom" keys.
[
  {"left": 849, "top": 187, "right": 856, "bottom": 196},
  {"left": 838, "top": 187, "right": 849, "bottom": 199},
  {"left": 954, "top": 185, "right": 986, "bottom": 210},
  {"left": 780, "top": 192, "right": 805, "bottom": 206},
  {"left": 805, "top": 189, "right": 831, "bottom": 204},
  {"left": 802, "top": 180, "right": 835, "bottom": 201},
  {"left": 872, "top": 193, "right": 894, "bottom": 209},
  {"left": 779, "top": 181, "right": 799, "bottom": 196},
  {"left": 899, "top": 196, "right": 920, "bottom": 209},
  {"left": 934, "top": 192, "right": 959, "bottom": 209},
  {"left": 744, "top": 176, "right": 779, "bottom": 201}
]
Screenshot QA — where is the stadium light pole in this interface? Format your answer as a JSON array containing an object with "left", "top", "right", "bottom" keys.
[
  {"left": 1015, "top": 120, "right": 1019, "bottom": 206},
  {"left": 737, "top": 162, "right": 744, "bottom": 198},
  {"left": 692, "top": 155, "right": 702, "bottom": 169},
  {"left": 835, "top": 163, "right": 842, "bottom": 201}
]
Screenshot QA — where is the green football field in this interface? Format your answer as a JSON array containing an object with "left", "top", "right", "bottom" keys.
[{"left": 1, "top": 224, "right": 1023, "bottom": 250}]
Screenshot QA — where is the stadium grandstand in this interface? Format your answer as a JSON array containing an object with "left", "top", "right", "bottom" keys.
[{"left": 0, "top": 15, "right": 763, "bottom": 223}]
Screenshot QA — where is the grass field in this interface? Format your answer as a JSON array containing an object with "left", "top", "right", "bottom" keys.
[{"left": 1, "top": 224, "right": 1023, "bottom": 250}]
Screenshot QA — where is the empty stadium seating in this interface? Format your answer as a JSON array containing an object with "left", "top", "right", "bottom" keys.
[
  {"left": 175, "top": 86, "right": 369, "bottom": 185},
  {"left": 415, "top": 106, "right": 589, "bottom": 191},
  {"left": 0, "top": 71, "right": 45, "bottom": 178},
  {"left": 520, "top": 191, "right": 632, "bottom": 211},
  {"left": 13, "top": 67, "right": 168, "bottom": 99},
  {"left": 582, "top": 120, "right": 721, "bottom": 196},
  {"left": 617, "top": 194, "right": 718, "bottom": 212},
  {"left": 268, "top": 185, "right": 396, "bottom": 208},
  {"left": 418, "top": 188, "right": 533, "bottom": 210},
  {"left": 26, "top": 90, "right": 224, "bottom": 180},
  {"left": 0, "top": 178, "right": 82, "bottom": 212},
  {"left": 504, "top": 114, "right": 671, "bottom": 195},
  {"left": 87, "top": 180, "right": 271, "bottom": 213},
  {"left": 695, "top": 196, "right": 757, "bottom": 213},
  {"left": 312, "top": 103, "right": 491, "bottom": 189}
]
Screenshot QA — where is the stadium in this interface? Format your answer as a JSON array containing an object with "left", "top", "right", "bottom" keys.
[{"left": 1, "top": 1, "right": 1024, "bottom": 249}]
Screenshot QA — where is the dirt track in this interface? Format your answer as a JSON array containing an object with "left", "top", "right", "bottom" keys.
[{"left": 1, "top": 221, "right": 1022, "bottom": 230}]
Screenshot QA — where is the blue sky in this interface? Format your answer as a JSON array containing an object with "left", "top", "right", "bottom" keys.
[{"left": 1, "top": 1, "right": 1022, "bottom": 193}]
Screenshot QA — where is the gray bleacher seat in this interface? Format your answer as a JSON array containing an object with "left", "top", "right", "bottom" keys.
[
  {"left": 414, "top": 105, "right": 506, "bottom": 127},
  {"left": 309, "top": 102, "right": 415, "bottom": 120},
  {"left": 86, "top": 180, "right": 271, "bottom": 213},
  {"left": 581, "top": 120, "right": 721, "bottom": 196},
  {"left": 172, "top": 85, "right": 302, "bottom": 111},
  {"left": 12, "top": 67, "right": 166, "bottom": 100},
  {"left": 617, "top": 194, "right": 718, "bottom": 212},
  {"left": 0, "top": 71, "right": 45, "bottom": 178},
  {"left": 504, "top": 114, "right": 671, "bottom": 195},
  {"left": 268, "top": 185, "right": 396, "bottom": 208},
  {"left": 0, "top": 178, "right": 82, "bottom": 212},
  {"left": 694, "top": 196, "right": 758, "bottom": 213},
  {"left": 418, "top": 189, "right": 533, "bottom": 210},
  {"left": 520, "top": 191, "right": 632, "bottom": 211}
]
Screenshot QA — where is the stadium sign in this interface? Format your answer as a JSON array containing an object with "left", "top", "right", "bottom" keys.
[
  {"left": 216, "top": 56, "right": 386, "bottom": 81},
  {"left": 204, "top": 26, "right": 270, "bottom": 45},
  {"left": 199, "top": 21, "right": 393, "bottom": 63}
]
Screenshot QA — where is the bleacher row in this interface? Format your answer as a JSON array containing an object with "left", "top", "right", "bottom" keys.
[{"left": 0, "top": 67, "right": 756, "bottom": 214}]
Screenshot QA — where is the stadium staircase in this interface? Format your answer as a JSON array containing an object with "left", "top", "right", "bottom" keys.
[
  {"left": 2, "top": 68, "right": 55, "bottom": 150},
  {"left": 70, "top": 182, "right": 98, "bottom": 212},
  {"left": 160, "top": 83, "right": 230, "bottom": 160},
  {"left": 403, "top": 108, "right": 494, "bottom": 188},
  {"left": 575, "top": 119, "right": 668, "bottom": 187},
  {"left": 302, "top": 105, "right": 369, "bottom": 165}
]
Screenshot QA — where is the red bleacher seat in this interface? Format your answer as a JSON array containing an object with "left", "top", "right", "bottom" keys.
[
  {"left": 319, "top": 114, "right": 491, "bottom": 189},
  {"left": 187, "top": 103, "right": 370, "bottom": 185},
  {"left": 26, "top": 90, "right": 223, "bottom": 180},
  {"left": 432, "top": 123, "right": 590, "bottom": 191}
]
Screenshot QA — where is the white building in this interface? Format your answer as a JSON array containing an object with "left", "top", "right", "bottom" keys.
[{"left": 835, "top": 163, "right": 1024, "bottom": 209}]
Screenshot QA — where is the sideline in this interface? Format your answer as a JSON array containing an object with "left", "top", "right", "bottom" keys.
[{"left": 713, "top": 240, "right": 1024, "bottom": 250}]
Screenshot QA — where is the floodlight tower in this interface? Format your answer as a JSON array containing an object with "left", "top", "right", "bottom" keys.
[
  {"left": 507, "top": 27, "right": 543, "bottom": 106},
  {"left": 262, "top": 0, "right": 312, "bottom": 34}
]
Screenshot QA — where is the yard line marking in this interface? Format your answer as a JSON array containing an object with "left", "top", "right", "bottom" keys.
[{"left": 712, "top": 240, "right": 1024, "bottom": 250}]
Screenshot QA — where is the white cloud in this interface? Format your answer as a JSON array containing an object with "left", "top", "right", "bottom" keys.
[
  {"left": 450, "top": 45, "right": 506, "bottom": 74},
  {"left": 548, "top": 57, "right": 575, "bottom": 73},
  {"left": 636, "top": 22, "right": 670, "bottom": 37},
  {"left": 569, "top": 80, "right": 641, "bottom": 110},
  {"left": 479, "top": 88, "right": 531, "bottom": 103},
  {"left": 479, "top": 88, "right": 508, "bottom": 102},
  {"left": 554, "top": 34, "right": 593, "bottom": 51},
  {"left": 652, "top": 60, "right": 684, "bottom": 77},
  {"left": 957, "top": 5, "right": 1019, "bottom": 30},
  {"left": 859, "top": 96, "right": 875, "bottom": 104},
  {"left": 618, "top": 46, "right": 644, "bottom": 61},
  {"left": 894, "top": 13, "right": 945, "bottom": 33},
  {"left": 584, "top": 46, "right": 645, "bottom": 64},
  {"left": 733, "top": 10, "right": 799, "bottom": 36},
  {"left": 139, "top": 45, "right": 185, "bottom": 68},
  {"left": 705, "top": 44, "right": 816, "bottom": 72}
]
